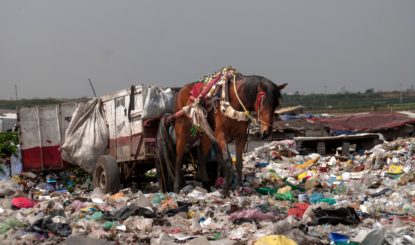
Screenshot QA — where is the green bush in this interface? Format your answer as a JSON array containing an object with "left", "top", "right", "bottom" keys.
[
  {"left": 0, "top": 132, "right": 19, "bottom": 176},
  {"left": 0, "top": 132, "right": 18, "bottom": 158}
]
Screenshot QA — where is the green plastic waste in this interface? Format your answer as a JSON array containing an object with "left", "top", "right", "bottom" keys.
[
  {"left": 318, "top": 198, "right": 336, "bottom": 205},
  {"left": 284, "top": 179, "right": 306, "bottom": 192},
  {"left": 152, "top": 193, "right": 165, "bottom": 205},
  {"left": 256, "top": 187, "right": 277, "bottom": 195},
  {"left": 274, "top": 191, "right": 296, "bottom": 202},
  {"left": 0, "top": 218, "right": 25, "bottom": 234},
  {"left": 386, "top": 173, "right": 401, "bottom": 179},
  {"left": 102, "top": 221, "right": 114, "bottom": 230},
  {"left": 89, "top": 211, "right": 103, "bottom": 221}
]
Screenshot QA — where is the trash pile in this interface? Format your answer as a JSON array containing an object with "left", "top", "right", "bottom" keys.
[{"left": 1, "top": 138, "right": 415, "bottom": 244}]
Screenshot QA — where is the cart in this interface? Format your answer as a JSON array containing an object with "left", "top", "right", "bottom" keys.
[{"left": 18, "top": 85, "right": 170, "bottom": 193}]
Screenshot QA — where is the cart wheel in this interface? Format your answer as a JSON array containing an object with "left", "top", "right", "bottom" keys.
[{"left": 94, "top": 155, "right": 120, "bottom": 194}]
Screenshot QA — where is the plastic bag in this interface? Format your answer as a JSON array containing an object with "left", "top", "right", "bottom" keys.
[
  {"left": 26, "top": 210, "right": 72, "bottom": 237},
  {"left": 142, "top": 86, "right": 174, "bottom": 120},
  {"left": 61, "top": 98, "right": 109, "bottom": 173},
  {"left": 104, "top": 205, "right": 157, "bottom": 221},
  {"left": 313, "top": 207, "right": 360, "bottom": 225}
]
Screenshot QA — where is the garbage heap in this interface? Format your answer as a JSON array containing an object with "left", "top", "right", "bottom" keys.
[{"left": 1, "top": 138, "right": 415, "bottom": 244}]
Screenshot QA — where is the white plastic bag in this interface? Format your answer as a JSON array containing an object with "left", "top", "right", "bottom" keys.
[
  {"left": 141, "top": 86, "right": 174, "bottom": 120},
  {"left": 61, "top": 98, "right": 109, "bottom": 173}
]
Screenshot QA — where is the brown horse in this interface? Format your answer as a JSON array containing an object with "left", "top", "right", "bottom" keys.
[{"left": 172, "top": 69, "right": 286, "bottom": 195}]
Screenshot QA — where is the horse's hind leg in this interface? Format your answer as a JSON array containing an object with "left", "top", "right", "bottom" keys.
[
  {"left": 235, "top": 134, "right": 248, "bottom": 190},
  {"left": 216, "top": 132, "right": 233, "bottom": 197},
  {"left": 195, "top": 135, "right": 211, "bottom": 182},
  {"left": 174, "top": 133, "right": 186, "bottom": 193}
]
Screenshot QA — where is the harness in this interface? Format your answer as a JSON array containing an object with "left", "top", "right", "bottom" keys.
[
  {"left": 219, "top": 71, "right": 267, "bottom": 125},
  {"left": 172, "top": 67, "right": 270, "bottom": 141}
]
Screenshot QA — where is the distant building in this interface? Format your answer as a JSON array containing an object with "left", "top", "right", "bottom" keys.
[{"left": 0, "top": 113, "right": 17, "bottom": 132}]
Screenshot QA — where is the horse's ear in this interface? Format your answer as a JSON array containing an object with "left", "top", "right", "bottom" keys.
[{"left": 278, "top": 83, "right": 287, "bottom": 90}]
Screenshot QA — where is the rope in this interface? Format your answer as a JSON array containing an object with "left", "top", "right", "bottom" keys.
[
  {"left": 232, "top": 74, "right": 258, "bottom": 125},
  {"left": 257, "top": 103, "right": 273, "bottom": 128},
  {"left": 233, "top": 74, "right": 249, "bottom": 115}
]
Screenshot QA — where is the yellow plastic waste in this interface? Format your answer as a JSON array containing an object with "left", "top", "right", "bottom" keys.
[
  {"left": 387, "top": 164, "right": 403, "bottom": 174},
  {"left": 295, "top": 156, "right": 320, "bottom": 169},
  {"left": 187, "top": 211, "right": 196, "bottom": 218},
  {"left": 11, "top": 176, "right": 21, "bottom": 184},
  {"left": 298, "top": 170, "right": 317, "bottom": 181},
  {"left": 297, "top": 172, "right": 308, "bottom": 181},
  {"left": 255, "top": 235, "right": 298, "bottom": 245}
]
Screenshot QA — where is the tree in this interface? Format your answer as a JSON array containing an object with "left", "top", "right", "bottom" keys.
[{"left": 365, "top": 88, "right": 375, "bottom": 94}]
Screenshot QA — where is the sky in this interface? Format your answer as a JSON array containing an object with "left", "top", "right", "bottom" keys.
[{"left": 1, "top": 0, "right": 414, "bottom": 99}]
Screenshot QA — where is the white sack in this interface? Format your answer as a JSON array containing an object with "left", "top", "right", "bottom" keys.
[
  {"left": 61, "top": 98, "right": 109, "bottom": 173},
  {"left": 141, "top": 86, "right": 174, "bottom": 120}
]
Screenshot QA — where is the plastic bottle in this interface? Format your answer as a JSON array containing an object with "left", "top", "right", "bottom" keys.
[{"left": 151, "top": 193, "right": 165, "bottom": 205}]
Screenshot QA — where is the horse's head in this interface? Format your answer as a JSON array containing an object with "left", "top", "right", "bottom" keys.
[{"left": 256, "top": 80, "right": 287, "bottom": 139}]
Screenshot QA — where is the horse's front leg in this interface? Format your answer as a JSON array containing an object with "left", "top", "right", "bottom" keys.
[
  {"left": 195, "top": 135, "right": 211, "bottom": 182},
  {"left": 216, "top": 132, "right": 233, "bottom": 197},
  {"left": 235, "top": 134, "right": 248, "bottom": 190}
]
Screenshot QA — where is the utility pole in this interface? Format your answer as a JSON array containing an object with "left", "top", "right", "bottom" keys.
[
  {"left": 15, "top": 84, "right": 18, "bottom": 101},
  {"left": 324, "top": 85, "right": 327, "bottom": 108},
  {"left": 400, "top": 83, "right": 403, "bottom": 104}
]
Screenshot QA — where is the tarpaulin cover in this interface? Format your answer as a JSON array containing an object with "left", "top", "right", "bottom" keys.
[
  {"left": 61, "top": 98, "right": 109, "bottom": 173},
  {"left": 142, "top": 86, "right": 174, "bottom": 120},
  {"left": 318, "top": 113, "right": 415, "bottom": 132}
]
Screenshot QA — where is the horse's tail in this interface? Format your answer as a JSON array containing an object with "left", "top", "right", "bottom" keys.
[{"left": 155, "top": 114, "right": 176, "bottom": 193}]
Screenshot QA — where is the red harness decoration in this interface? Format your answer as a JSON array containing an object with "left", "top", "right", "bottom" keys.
[
  {"left": 255, "top": 91, "right": 266, "bottom": 114},
  {"left": 189, "top": 73, "right": 223, "bottom": 102},
  {"left": 190, "top": 82, "right": 205, "bottom": 99}
]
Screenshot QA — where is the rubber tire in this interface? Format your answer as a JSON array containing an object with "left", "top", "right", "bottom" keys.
[{"left": 93, "top": 155, "right": 120, "bottom": 194}]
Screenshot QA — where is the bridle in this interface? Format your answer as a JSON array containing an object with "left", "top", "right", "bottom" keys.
[
  {"left": 254, "top": 90, "right": 273, "bottom": 128},
  {"left": 232, "top": 74, "right": 274, "bottom": 128}
]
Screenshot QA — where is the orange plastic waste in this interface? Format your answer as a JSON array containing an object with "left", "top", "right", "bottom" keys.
[
  {"left": 110, "top": 192, "right": 125, "bottom": 200},
  {"left": 295, "top": 156, "right": 320, "bottom": 169}
]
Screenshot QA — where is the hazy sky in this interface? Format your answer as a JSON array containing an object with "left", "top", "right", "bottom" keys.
[{"left": 1, "top": 1, "right": 414, "bottom": 99}]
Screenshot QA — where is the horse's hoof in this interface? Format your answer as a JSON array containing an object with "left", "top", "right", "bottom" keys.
[
  {"left": 234, "top": 187, "right": 243, "bottom": 197},
  {"left": 221, "top": 189, "right": 230, "bottom": 198}
]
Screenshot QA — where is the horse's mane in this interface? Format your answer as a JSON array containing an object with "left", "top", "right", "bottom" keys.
[{"left": 238, "top": 73, "right": 281, "bottom": 110}]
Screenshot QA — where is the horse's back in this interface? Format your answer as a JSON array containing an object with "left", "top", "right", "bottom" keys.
[{"left": 175, "top": 82, "right": 197, "bottom": 112}]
